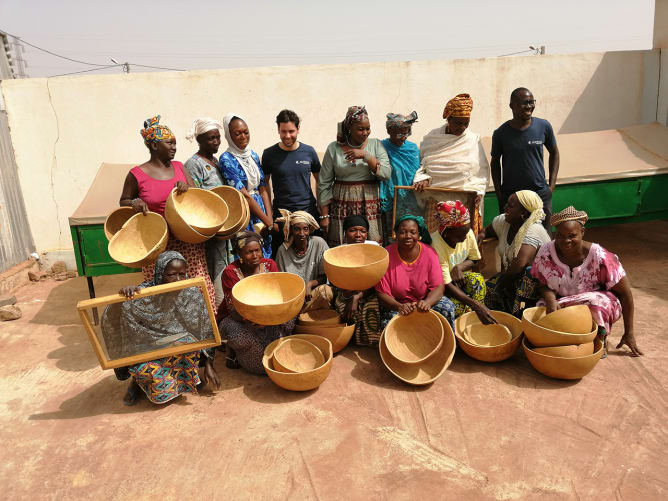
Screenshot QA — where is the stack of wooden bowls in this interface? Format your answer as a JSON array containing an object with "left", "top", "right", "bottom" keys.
[
  {"left": 164, "top": 188, "right": 229, "bottom": 243},
  {"left": 522, "top": 305, "right": 602, "bottom": 379},
  {"left": 454, "top": 310, "right": 523, "bottom": 362},
  {"left": 263, "top": 334, "right": 333, "bottom": 391},
  {"left": 104, "top": 206, "right": 135, "bottom": 241},
  {"left": 107, "top": 212, "right": 168, "bottom": 268},
  {"left": 379, "top": 310, "right": 456, "bottom": 386},
  {"left": 294, "top": 309, "right": 354, "bottom": 353},
  {"left": 323, "top": 243, "right": 389, "bottom": 291},
  {"left": 231, "top": 272, "right": 305, "bottom": 325},
  {"left": 211, "top": 186, "right": 250, "bottom": 239}
]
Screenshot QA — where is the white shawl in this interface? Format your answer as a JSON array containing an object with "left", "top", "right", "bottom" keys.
[
  {"left": 223, "top": 113, "right": 262, "bottom": 191},
  {"left": 414, "top": 125, "right": 490, "bottom": 195}
]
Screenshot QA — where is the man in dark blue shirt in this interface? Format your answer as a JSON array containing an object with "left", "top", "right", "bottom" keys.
[
  {"left": 490, "top": 88, "right": 560, "bottom": 228},
  {"left": 261, "top": 109, "right": 322, "bottom": 257}
]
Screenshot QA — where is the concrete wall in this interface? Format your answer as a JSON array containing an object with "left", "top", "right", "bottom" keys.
[
  {"left": 655, "top": 0, "right": 668, "bottom": 125},
  {"left": 0, "top": 50, "right": 662, "bottom": 256}
]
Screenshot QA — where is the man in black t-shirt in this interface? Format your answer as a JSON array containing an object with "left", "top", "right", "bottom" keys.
[
  {"left": 490, "top": 88, "right": 560, "bottom": 228},
  {"left": 261, "top": 109, "right": 323, "bottom": 257}
]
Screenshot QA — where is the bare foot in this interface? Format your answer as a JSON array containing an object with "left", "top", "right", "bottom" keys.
[{"left": 123, "top": 379, "right": 140, "bottom": 406}]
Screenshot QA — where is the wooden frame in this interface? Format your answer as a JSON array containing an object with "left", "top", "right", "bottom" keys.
[
  {"left": 77, "top": 277, "right": 221, "bottom": 370},
  {"left": 392, "top": 185, "right": 479, "bottom": 236}
]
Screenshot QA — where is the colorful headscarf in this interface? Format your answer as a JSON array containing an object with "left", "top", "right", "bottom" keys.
[
  {"left": 337, "top": 106, "right": 368, "bottom": 144},
  {"left": 186, "top": 117, "right": 223, "bottom": 142},
  {"left": 275, "top": 208, "right": 320, "bottom": 249},
  {"left": 394, "top": 214, "right": 432, "bottom": 245},
  {"left": 231, "top": 231, "right": 263, "bottom": 255},
  {"left": 140, "top": 115, "right": 175, "bottom": 145},
  {"left": 550, "top": 206, "right": 589, "bottom": 227},
  {"left": 434, "top": 200, "right": 470, "bottom": 232},
  {"left": 507, "top": 190, "right": 545, "bottom": 262},
  {"left": 343, "top": 214, "right": 369, "bottom": 232},
  {"left": 443, "top": 94, "right": 473, "bottom": 119},
  {"left": 386, "top": 111, "right": 418, "bottom": 131}
]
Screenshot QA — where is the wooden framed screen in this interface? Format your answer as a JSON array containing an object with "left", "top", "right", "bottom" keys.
[{"left": 77, "top": 277, "right": 221, "bottom": 370}]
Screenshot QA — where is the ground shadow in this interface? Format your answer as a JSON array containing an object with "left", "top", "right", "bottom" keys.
[{"left": 46, "top": 325, "right": 99, "bottom": 372}]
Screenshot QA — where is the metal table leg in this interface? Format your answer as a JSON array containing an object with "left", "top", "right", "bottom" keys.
[{"left": 86, "top": 276, "right": 99, "bottom": 325}]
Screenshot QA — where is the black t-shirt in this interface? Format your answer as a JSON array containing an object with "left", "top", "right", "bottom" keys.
[
  {"left": 490, "top": 117, "right": 557, "bottom": 193},
  {"left": 261, "top": 142, "right": 321, "bottom": 212}
]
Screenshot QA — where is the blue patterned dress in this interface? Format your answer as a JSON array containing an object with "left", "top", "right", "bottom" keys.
[{"left": 218, "top": 151, "right": 272, "bottom": 258}]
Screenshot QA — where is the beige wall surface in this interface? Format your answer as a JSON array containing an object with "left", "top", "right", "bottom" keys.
[{"left": 0, "top": 50, "right": 661, "bottom": 254}]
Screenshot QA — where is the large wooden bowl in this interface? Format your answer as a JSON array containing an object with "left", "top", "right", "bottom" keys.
[
  {"left": 231, "top": 272, "right": 305, "bottom": 325},
  {"left": 463, "top": 323, "right": 512, "bottom": 346},
  {"left": 211, "top": 186, "right": 246, "bottom": 235},
  {"left": 536, "top": 305, "right": 593, "bottom": 334},
  {"left": 379, "top": 310, "right": 456, "bottom": 386},
  {"left": 167, "top": 187, "right": 228, "bottom": 235},
  {"left": 298, "top": 309, "right": 342, "bottom": 326},
  {"left": 532, "top": 342, "right": 595, "bottom": 358},
  {"left": 108, "top": 212, "right": 168, "bottom": 268},
  {"left": 293, "top": 323, "right": 355, "bottom": 353},
  {"left": 523, "top": 337, "right": 603, "bottom": 380},
  {"left": 323, "top": 243, "right": 389, "bottom": 291},
  {"left": 384, "top": 310, "right": 444, "bottom": 364},
  {"left": 454, "top": 310, "right": 523, "bottom": 362},
  {"left": 522, "top": 307, "right": 597, "bottom": 347},
  {"left": 263, "top": 334, "right": 333, "bottom": 391},
  {"left": 272, "top": 338, "right": 325, "bottom": 373},
  {"left": 104, "top": 207, "right": 135, "bottom": 241}
]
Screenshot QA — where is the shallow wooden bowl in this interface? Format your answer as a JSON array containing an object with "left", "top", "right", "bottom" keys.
[
  {"left": 379, "top": 310, "right": 456, "bottom": 386},
  {"left": 454, "top": 310, "right": 523, "bottom": 362},
  {"left": 293, "top": 323, "right": 355, "bottom": 353},
  {"left": 298, "top": 309, "right": 342, "bottom": 326},
  {"left": 463, "top": 323, "right": 512, "bottom": 347},
  {"left": 384, "top": 310, "right": 444, "bottom": 364},
  {"left": 211, "top": 186, "right": 245, "bottom": 233},
  {"left": 165, "top": 187, "right": 228, "bottom": 235},
  {"left": 108, "top": 212, "right": 168, "bottom": 268},
  {"left": 323, "top": 243, "right": 389, "bottom": 291},
  {"left": 522, "top": 307, "right": 597, "bottom": 347},
  {"left": 263, "top": 334, "right": 333, "bottom": 391},
  {"left": 231, "top": 272, "right": 305, "bottom": 325},
  {"left": 523, "top": 337, "right": 603, "bottom": 380},
  {"left": 536, "top": 305, "right": 592, "bottom": 334},
  {"left": 104, "top": 206, "right": 135, "bottom": 241},
  {"left": 272, "top": 338, "right": 325, "bottom": 373},
  {"left": 532, "top": 341, "right": 595, "bottom": 358}
]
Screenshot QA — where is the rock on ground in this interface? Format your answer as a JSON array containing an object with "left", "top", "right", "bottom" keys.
[{"left": 0, "top": 305, "right": 21, "bottom": 321}]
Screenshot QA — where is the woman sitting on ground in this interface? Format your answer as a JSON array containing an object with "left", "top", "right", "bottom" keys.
[
  {"left": 531, "top": 207, "right": 643, "bottom": 356},
  {"left": 219, "top": 113, "right": 273, "bottom": 258},
  {"left": 109, "top": 251, "right": 220, "bottom": 406},
  {"left": 431, "top": 201, "right": 495, "bottom": 323},
  {"left": 478, "top": 190, "right": 550, "bottom": 316},
  {"left": 333, "top": 215, "right": 382, "bottom": 346},
  {"left": 375, "top": 215, "right": 456, "bottom": 328},
  {"left": 275, "top": 210, "right": 329, "bottom": 303},
  {"left": 219, "top": 232, "right": 295, "bottom": 373}
]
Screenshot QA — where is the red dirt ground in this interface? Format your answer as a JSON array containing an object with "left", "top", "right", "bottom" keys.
[{"left": 0, "top": 222, "right": 666, "bottom": 500}]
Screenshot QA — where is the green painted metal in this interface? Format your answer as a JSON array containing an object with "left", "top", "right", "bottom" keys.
[
  {"left": 483, "top": 173, "right": 668, "bottom": 228},
  {"left": 70, "top": 224, "right": 139, "bottom": 277}
]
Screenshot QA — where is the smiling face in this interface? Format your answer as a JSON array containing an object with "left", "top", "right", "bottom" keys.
[
  {"left": 151, "top": 137, "right": 177, "bottom": 160},
  {"left": 396, "top": 219, "right": 420, "bottom": 250},
  {"left": 239, "top": 240, "right": 263, "bottom": 266},
  {"left": 510, "top": 89, "right": 535, "bottom": 121},
  {"left": 387, "top": 126, "right": 411, "bottom": 147},
  {"left": 278, "top": 121, "right": 299, "bottom": 149},
  {"left": 197, "top": 129, "right": 221, "bottom": 156},
  {"left": 349, "top": 117, "right": 371, "bottom": 145},
  {"left": 162, "top": 259, "right": 187, "bottom": 284},
  {"left": 554, "top": 221, "right": 585, "bottom": 256},
  {"left": 345, "top": 225, "right": 368, "bottom": 244},
  {"left": 504, "top": 194, "right": 528, "bottom": 227},
  {"left": 291, "top": 222, "right": 310, "bottom": 247},
  {"left": 446, "top": 116, "right": 470, "bottom": 136},
  {"left": 229, "top": 118, "right": 250, "bottom": 150}
]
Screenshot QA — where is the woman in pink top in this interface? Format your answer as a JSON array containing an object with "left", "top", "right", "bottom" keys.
[
  {"left": 375, "top": 215, "right": 455, "bottom": 328},
  {"left": 119, "top": 115, "right": 216, "bottom": 304}
]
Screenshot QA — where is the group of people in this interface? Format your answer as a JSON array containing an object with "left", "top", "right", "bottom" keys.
[{"left": 112, "top": 88, "right": 643, "bottom": 406}]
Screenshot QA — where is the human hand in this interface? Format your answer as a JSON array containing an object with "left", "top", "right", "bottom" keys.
[
  {"left": 343, "top": 148, "right": 368, "bottom": 163},
  {"left": 476, "top": 230, "right": 486, "bottom": 249},
  {"left": 413, "top": 180, "right": 429, "bottom": 192},
  {"left": 320, "top": 216, "right": 330, "bottom": 235},
  {"left": 545, "top": 299, "right": 560, "bottom": 315},
  {"left": 131, "top": 198, "right": 149, "bottom": 215},
  {"left": 201, "top": 358, "right": 221, "bottom": 389},
  {"left": 415, "top": 300, "right": 430, "bottom": 312},
  {"left": 119, "top": 286, "right": 141, "bottom": 298},
  {"left": 175, "top": 181, "right": 189, "bottom": 194},
  {"left": 305, "top": 282, "right": 313, "bottom": 302},
  {"left": 272, "top": 223, "right": 280, "bottom": 233},
  {"left": 472, "top": 303, "right": 497, "bottom": 325},
  {"left": 616, "top": 331, "right": 644, "bottom": 357},
  {"left": 451, "top": 265, "right": 466, "bottom": 288},
  {"left": 398, "top": 302, "right": 415, "bottom": 316}
]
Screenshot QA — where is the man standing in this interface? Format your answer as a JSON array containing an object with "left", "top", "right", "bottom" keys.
[
  {"left": 490, "top": 88, "right": 559, "bottom": 228},
  {"left": 261, "top": 109, "right": 322, "bottom": 257}
]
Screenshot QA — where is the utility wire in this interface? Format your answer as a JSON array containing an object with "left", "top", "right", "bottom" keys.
[
  {"left": 129, "top": 63, "right": 185, "bottom": 71},
  {"left": 498, "top": 48, "right": 537, "bottom": 57},
  {"left": 48, "top": 64, "right": 123, "bottom": 77}
]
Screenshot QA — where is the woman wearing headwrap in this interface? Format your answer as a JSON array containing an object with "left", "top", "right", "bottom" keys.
[
  {"left": 413, "top": 93, "right": 490, "bottom": 232},
  {"left": 332, "top": 215, "right": 382, "bottom": 346},
  {"left": 531, "top": 207, "right": 643, "bottom": 357},
  {"left": 119, "top": 115, "right": 216, "bottom": 305},
  {"left": 317, "top": 106, "right": 391, "bottom": 246},
  {"left": 106, "top": 251, "right": 220, "bottom": 406},
  {"left": 478, "top": 190, "right": 550, "bottom": 316},
  {"left": 375, "top": 215, "right": 456, "bottom": 329},
  {"left": 379, "top": 111, "right": 421, "bottom": 246},
  {"left": 431, "top": 201, "right": 495, "bottom": 323},
  {"left": 218, "top": 113, "right": 273, "bottom": 258},
  {"left": 218, "top": 232, "right": 296, "bottom": 373},
  {"left": 275, "top": 209, "right": 329, "bottom": 302}
]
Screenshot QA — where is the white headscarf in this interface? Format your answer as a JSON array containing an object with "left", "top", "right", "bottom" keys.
[
  {"left": 508, "top": 190, "right": 545, "bottom": 261},
  {"left": 186, "top": 117, "right": 223, "bottom": 142},
  {"left": 222, "top": 113, "right": 261, "bottom": 191}
]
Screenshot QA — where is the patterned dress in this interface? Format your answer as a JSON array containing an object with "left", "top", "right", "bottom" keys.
[{"left": 531, "top": 241, "right": 625, "bottom": 333}]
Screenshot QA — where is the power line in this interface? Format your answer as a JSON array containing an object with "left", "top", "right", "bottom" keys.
[
  {"left": 48, "top": 64, "right": 123, "bottom": 77},
  {"left": 129, "top": 63, "right": 185, "bottom": 71}
]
